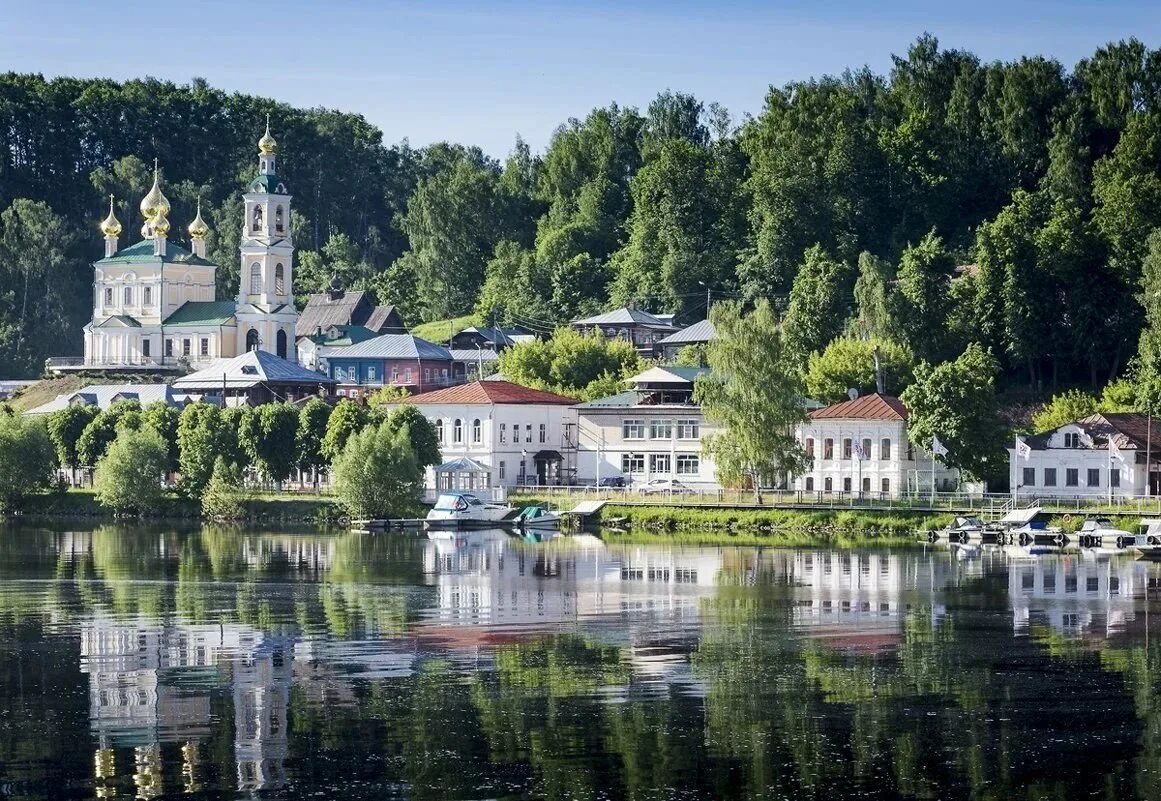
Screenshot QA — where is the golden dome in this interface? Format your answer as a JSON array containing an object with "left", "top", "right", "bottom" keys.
[
  {"left": 188, "top": 199, "right": 209, "bottom": 240},
  {"left": 99, "top": 195, "right": 122, "bottom": 237},
  {"left": 139, "top": 162, "right": 170, "bottom": 220},
  {"left": 258, "top": 115, "right": 278, "bottom": 155},
  {"left": 151, "top": 209, "right": 171, "bottom": 236}
]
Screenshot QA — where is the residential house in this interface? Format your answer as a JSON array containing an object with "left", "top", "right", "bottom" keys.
[
  {"left": 657, "top": 319, "right": 716, "bottom": 361},
  {"left": 324, "top": 334, "right": 460, "bottom": 399},
  {"left": 576, "top": 366, "right": 718, "bottom": 489},
  {"left": 171, "top": 349, "right": 334, "bottom": 406},
  {"left": 296, "top": 324, "right": 378, "bottom": 371},
  {"left": 392, "top": 380, "right": 578, "bottom": 489},
  {"left": 1009, "top": 413, "right": 1161, "bottom": 498},
  {"left": 448, "top": 347, "right": 501, "bottom": 380},
  {"left": 570, "top": 306, "right": 679, "bottom": 357},
  {"left": 794, "top": 393, "right": 958, "bottom": 498},
  {"left": 449, "top": 325, "right": 533, "bottom": 351},
  {"left": 26, "top": 383, "right": 196, "bottom": 416},
  {"left": 295, "top": 278, "right": 405, "bottom": 339}
]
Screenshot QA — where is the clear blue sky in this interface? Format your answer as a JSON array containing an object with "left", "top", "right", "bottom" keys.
[{"left": 4, "top": 0, "right": 1159, "bottom": 158}]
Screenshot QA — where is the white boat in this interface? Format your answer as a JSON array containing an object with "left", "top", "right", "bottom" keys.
[
  {"left": 515, "top": 505, "right": 563, "bottom": 530},
  {"left": 935, "top": 516, "right": 987, "bottom": 541},
  {"left": 997, "top": 507, "right": 1067, "bottom": 545},
  {"left": 425, "top": 492, "right": 520, "bottom": 527},
  {"left": 1076, "top": 518, "right": 1139, "bottom": 548}
]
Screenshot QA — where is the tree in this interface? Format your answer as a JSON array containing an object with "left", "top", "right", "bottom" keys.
[
  {"left": 1134, "top": 230, "right": 1161, "bottom": 413},
  {"left": 1031, "top": 389, "right": 1099, "bottom": 433},
  {"left": 237, "top": 403, "right": 299, "bottom": 485},
  {"left": 140, "top": 401, "right": 179, "bottom": 473},
  {"left": 331, "top": 421, "right": 423, "bottom": 519},
  {"left": 893, "top": 230, "right": 956, "bottom": 364},
  {"left": 201, "top": 457, "right": 247, "bottom": 520},
  {"left": 177, "top": 402, "right": 237, "bottom": 499},
  {"left": 45, "top": 404, "right": 97, "bottom": 483},
  {"left": 321, "top": 399, "right": 370, "bottom": 462},
  {"left": 900, "top": 343, "right": 1006, "bottom": 480},
  {"left": 496, "top": 327, "right": 642, "bottom": 400},
  {"left": 0, "top": 413, "right": 54, "bottom": 511},
  {"left": 382, "top": 405, "right": 442, "bottom": 468},
  {"left": 694, "top": 300, "right": 808, "bottom": 500},
  {"left": 296, "top": 397, "right": 332, "bottom": 484},
  {"left": 805, "top": 338, "right": 915, "bottom": 404},
  {"left": 76, "top": 400, "right": 142, "bottom": 466},
  {"left": 781, "top": 245, "right": 854, "bottom": 363},
  {"left": 852, "top": 252, "right": 896, "bottom": 338},
  {"left": 93, "top": 427, "right": 169, "bottom": 514}
]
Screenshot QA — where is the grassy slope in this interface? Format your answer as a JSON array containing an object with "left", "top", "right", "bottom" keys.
[{"left": 411, "top": 315, "right": 476, "bottom": 344}]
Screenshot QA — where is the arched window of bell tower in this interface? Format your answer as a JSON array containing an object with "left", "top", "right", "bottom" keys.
[{"left": 249, "top": 263, "right": 262, "bottom": 295}]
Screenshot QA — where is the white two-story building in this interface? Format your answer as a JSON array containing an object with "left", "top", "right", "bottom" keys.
[
  {"left": 393, "top": 380, "right": 578, "bottom": 490},
  {"left": 793, "top": 393, "right": 958, "bottom": 498},
  {"left": 575, "top": 367, "right": 719, "bottom": 489},
  {"left": 1010, "top": 413, "right": 1160, "bottom": 498}
]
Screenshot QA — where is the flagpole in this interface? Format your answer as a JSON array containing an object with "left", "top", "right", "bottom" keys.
[
  {"left": 1013, "top": 435, "right": 1018, "bottom": 507},
  {"left": 930, "top": 439, "right": 936, "bottom": 504}
]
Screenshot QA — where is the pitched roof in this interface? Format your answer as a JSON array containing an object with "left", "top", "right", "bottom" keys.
[
  {"left": 163, "top": 301, "right": 238, "bottom": 327},
  {"left": 295, "top": 290, "right": 374, "bottom": 337},
  {"left": 172, "top": 350, "right": 334, "bottom": 390},
  {"left": 335, "top": 334, "right": 452, "bottom": 361},
  {"left": 572, "top": 307, "right": 678, "bottom": 330},
  {"left": 97, "top": 239, "right": 215, "bottom": 266},
  {"left": 1024, "top": 412, "right": 1161, "bottom": 452},
  {"left": 302, "top": 324, "right": 379, "bottom": 347},
  {"left": 448, "top": 348, "right": 501, "bottom": 362},
  {"left": 809, "top": 394, "right": 909, "bottom": 421},
  {"left": 93, "top": 314, "right": 142, "bottom": 328},
  {"left": 25, "top": 382, "right": 174, "bottom": 415},
  {"left": 658, "top": 319, "right": 716, "bottom": 345},
  {"left": 629, "top": 366, "right": 709, "bottom": 385},
  {"left": 455, "top": 326, "right": 517, "bottom": 347},
  {"left": 364, "top": 305, "right": 404, "bottom": 333},
  {"left": 400, "top": 380, "right": 577, "bottom": 406}
]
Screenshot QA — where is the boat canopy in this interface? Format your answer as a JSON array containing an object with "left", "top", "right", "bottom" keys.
[{"left": 999, "top": 507, "right": 1042, "bottom": 525}]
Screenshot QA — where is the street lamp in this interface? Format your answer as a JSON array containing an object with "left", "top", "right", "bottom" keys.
[{"left": 697, "top": 281, "right": 712, "bottom": 316}]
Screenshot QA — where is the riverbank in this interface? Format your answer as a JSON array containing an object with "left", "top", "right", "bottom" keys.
[{"left": 14, "top": 489, "right": 342, "bottom": 526}]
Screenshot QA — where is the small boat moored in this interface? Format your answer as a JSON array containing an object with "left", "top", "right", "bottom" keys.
[
  {"left": 425, "top": 492, "right": 521, "bottom": 528},
  {"left": 1076, "top": 517, "right": 1139, "bottom": 549}
]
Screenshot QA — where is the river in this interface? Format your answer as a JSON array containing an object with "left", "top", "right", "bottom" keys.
[{"left": 0, "top": 523, "right": 1156, "bottom": 799}]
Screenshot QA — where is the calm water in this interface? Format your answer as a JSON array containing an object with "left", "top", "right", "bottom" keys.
[{"left": 0, "top": 527, "right": 1160, "bottom": 800}]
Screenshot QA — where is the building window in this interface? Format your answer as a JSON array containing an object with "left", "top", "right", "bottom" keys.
[
  {"left": 404, "top": 368, "right": 413, "bottom": 383},
  {"left": 1087, "top": 468, "right": 1100, "bottom": 487},
  {"left": 252, "top": 206, "right": 263, "bottom": 232},
  {"left": 435, "top": 419, "right": 443, "bottom": 443},
  {"left": 623, "top": 419, "right": 645, "bottom": 440},
  {"left": 142, "top": 340, "right": 151, "bottom": 358},
  {"left": 275, "top": 205, "right": 285, "bottom": 234},
  {"left": 650, "top": 454, "right": 671, "bottom": 474},
  {"left": 182, "top": 338, "right": 191, "bottom": 357},
  {"left": 367, "top": 366, "right": 377, "bottom": 382},
  {"left": 1022, "top": 467, "right": 1035, "bottom": 487},
  {"left": 123, "top": 286, "right": 132, "bottom": 305},
  {"left": 805, "top": 476, "right": 814, "bottom": 491},
  {"left": 1111, "top": 469, "right": 1121, "bottom": 488},
  {"left": 881, "top": 438, "right": 891, "bottom": 460},
  {"left": 862, "top": 477, "right": 871, "bottom": 493},
  {"left": 274, "top": 263, "right": 285, "bottom": 295},
  {"left": 472, "top": 419, "right": 482, "bottom": 444},
  {"left": 1064, "top": 432, "right": 1081, "bottom": 448},
  {"left": 391, "top": 367, "right": 399, "bottom": 383},
  {"left": 805, "top": 438, "right": 815, "bottom": 459},
  {"left": 823, "top": 438, "right": 834, "bottom": 460},
  {"left": 843, "top": 477, "right": 852, "bottom": 492},
  {"left": 499, "top": 461, "right": 505, "bottom": 480},
  {"left": 526, "top": 424, "right": 532, "bottom": 443},
  {"left": 861, "top": 438, "right": 872, "bottom": 461},
  {"left": 824, "top": 477, "right": 833, "bottom": 492},
  {"left": 677, "top": 419, "right": 700, "bottom": 439},
  {"left": 881, "top": 477, "right": 890, "bottom": 494},
  {"left": 249, "top": 263, "right": 262, "bottom": 295},
  {"left": 104, "top": 287, "right": 113, "bottom": 306},
  {"left": 246, "top": 328, "right": 259, "bottom": 352},
  {"left": 621, "top": 454, "right": 645, "bottom": 475},
  {"left": 676, "top": 454, "right": 699, "bottom": 475},
  {"left": 842, "top": 438, "right": 852, "bottom": 460},
  {"left": 1066, "top": 468, "right": 1079, "bottom": 487},
  {"left": 165, "top": 339, "right": 173, "bottom": 358},
  {"left": 1044, "top": 468, "right": 1057, "bottom": 487},
  {"left": 539, "top": 423, "right": 546, "bottom": 444},
  {"left": 453, "top": 419, "right": 463, "bottom": 444},
  {"left": 499, "top": 423, "right": 506, "bottom": 444},
  {"left": 650, "top": 419, "right": 673, "bottom": 439},
  {"left": 143, "top": 286, "right": 152, "bottom": 306},
  {"left": 199, "top": 338, "right": 209, "bottom": 357},
  {"left": 424, "top": 368, "right": 431, "bottom": 383}
]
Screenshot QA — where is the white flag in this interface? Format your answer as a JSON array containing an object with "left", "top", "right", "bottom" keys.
[
  {"left": 1109, "top": 436, "right": 1122, "bottom": 461},
  {"left": 1015, "top": 438, "right": 1032, "bottom": 461},
  {"left": 931, "top": 436, "right": 948, "bottom": 457},
  {"left": 852, "top": 440, "right": 865, "bottom": 459}
]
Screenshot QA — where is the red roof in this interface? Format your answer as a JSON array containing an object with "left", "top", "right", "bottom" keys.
[
  {"left": 809, "top": 394, "right": 908, "bottom": 421},
  {"left": 402, "top": 380, "right": 578, "bottom": 406}
]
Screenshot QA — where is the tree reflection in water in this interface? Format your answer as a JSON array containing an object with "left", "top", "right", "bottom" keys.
[{"left": 0, "top": 524, "right": 1157, "bottom": 799}]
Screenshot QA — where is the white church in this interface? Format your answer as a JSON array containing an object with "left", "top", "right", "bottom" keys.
[{"left": 71, "top": 122, "right": 298, "bottom": 371}]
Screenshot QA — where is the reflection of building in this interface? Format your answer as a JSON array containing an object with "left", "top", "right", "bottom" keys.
[{"left": 1008, "top": 556, "right": 1148, "bottom": 637}]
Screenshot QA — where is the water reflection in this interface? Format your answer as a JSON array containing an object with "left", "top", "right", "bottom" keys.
[{"left": 4, "top": 526, "right": 1161, "bottom": 798}]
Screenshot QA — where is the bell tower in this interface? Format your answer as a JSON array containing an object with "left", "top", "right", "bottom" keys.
[{"left": 235, "top": 117, "right": 298, "bottom": 361}]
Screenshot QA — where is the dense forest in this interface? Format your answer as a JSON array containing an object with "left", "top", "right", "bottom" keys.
[{"left": 3, "top": 34, "right": 1161, "bottom": 392}]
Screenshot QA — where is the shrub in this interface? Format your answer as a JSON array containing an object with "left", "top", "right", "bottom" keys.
[
  {"left": 93, "top": 427, "right": 169, "bottom": 514},
  {"left": 201, "top": 457, "right": 248, "bottom": 520},
  {"left": 332, "top": 421, "right": 423, "bottom": 519},
  {"left": 0, "top": 413, "right": 55, "bottom": 512}
]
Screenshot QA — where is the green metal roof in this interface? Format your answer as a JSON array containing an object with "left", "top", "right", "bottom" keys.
[
  {"left": 97, "top": 239, "right": 217, "bottom": 267},
  {"left": 248, "top": 174, "right": 288, "bottom": 194},
  {"left": 162, "top": 301, "right": 237, "bottom": 327}
]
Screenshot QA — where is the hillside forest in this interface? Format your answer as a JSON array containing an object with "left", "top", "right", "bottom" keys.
[{"left": 3, "top": 35, "right": 1161, "bottom": 399}]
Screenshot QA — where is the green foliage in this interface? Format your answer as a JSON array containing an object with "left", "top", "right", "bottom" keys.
[
  {"left": 238, "top": 403, "right": 299, "bottom": 483},
  {"left": 781, "top": 245, "right": 854, "bottom": 363},
  {"left": 0, "top": 413, "right": 54, "bottom": 511},
  {"left": 805, "top": 338, "right": 915, "bottom": 404},
  {"left": 76, "top": 400, "right": 142, "bottom": 466},
  {"left": 1133, "top": 230, "right": 1161, "bottom": 412},
  {"left": 695, "top": 300, "right": 807, "bottom": 496},
  {"left": 1100, "top": 378, "right": 1137, "bottom": 412},
  {"left": 853, "top": 252, "right": 895, "bottom": 338},
  {"left": 901, "top": 343, "right": 1006, "bottom": 480},
  {"left": 1031, "top": 389, "right": 1099, "bottom": 433},
  {"left": 139, "top": 401, "right": 179, "bottom": 472},
  {"left": 893, "top": 230, "right": 956, "bottom": 364},
  {"left": 177, "top": 403, "right": 240, "bottom": 499},
  {"left": 93, "top": 427, "right": 169, "bottom": 514},
  {"left": 45, "top": 404, "right": 97, "bottom": 477},
  {"left": 200, "top": 458, "right": 247, "bottom": 520},
  {"left": 322, "top": 399, "right": 370, "bottom": 462},
  {"left": 381, "top": 405, "right": 442, "bottom": 468},
  {"left": 332, "top": 422, "right": 423, "bottom": 519},
  {"left": 496, "top": 327, "right": 642, "bottom": 400},
  {"left": 295, "top": 398, "right": 332, "bottom": 473}
]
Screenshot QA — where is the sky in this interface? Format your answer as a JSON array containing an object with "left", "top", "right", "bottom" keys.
[{"left": 4, "top": 0, "right": 1160, "bottom": 158}]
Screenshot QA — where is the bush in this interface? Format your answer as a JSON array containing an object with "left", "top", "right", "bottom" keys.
[
  {"left": 201, "top": 458, "right": 248, "bottom": 520},
  {"left": 332, "top": 421, "right": 423, "bottom": 519},
  {"left": 93, "top": 427, "right": 169, "bottom": 514},
  {"left": 0, "top": 413, "right": 55, "bottom": 512}
]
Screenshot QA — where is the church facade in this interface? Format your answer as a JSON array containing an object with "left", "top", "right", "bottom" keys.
[{"left": 75, "top": 123, "right": 298, "bottom": 371}]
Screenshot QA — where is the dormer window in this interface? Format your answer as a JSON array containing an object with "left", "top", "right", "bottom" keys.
[{"left": 1064, "top": 432, "right": 1081, "bottom": 448}]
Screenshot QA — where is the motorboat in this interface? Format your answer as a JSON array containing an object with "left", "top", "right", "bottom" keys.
[
  {"left": 425, "top": 493, "right": 520, "bottom": 528},
  {"left": 994, "top": 507, "right": 1067, "bottom": 546},
  {"left": 514, "top": 505, "right": 563, "bottom": 530},
  {"left": 1075, "top": 517, "right": 1139, "bottom": 549},
  {"left": 932, "top": 516, "right": 987, "bottom": 542},
  {"left": 1130, "top": 519, "right": 1161, "bottom": 559}
]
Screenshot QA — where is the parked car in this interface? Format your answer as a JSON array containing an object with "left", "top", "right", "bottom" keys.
[
  {"left": 634, "top": 479, "right": 690, "bottom": 495},
  {"left": 585, "top": 476, "right": 627, "bottom": 490}
]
